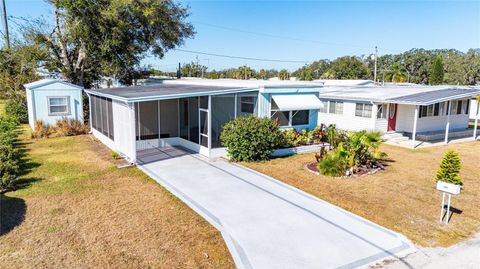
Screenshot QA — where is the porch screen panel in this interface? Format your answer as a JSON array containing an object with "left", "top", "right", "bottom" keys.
[
  {"left": 91, "top": 96, "right": 97, "bottom": 129},
  {"left": 188, "top": 97, "right": 199, "bottom": 143},
  {"left": 138, "top": 101, "right": 159, "bottom": 140},
  {"left": 107, "top": 99, "right": 114, "bottom": 139},
  {"left": 95, "top": 95, "right": 102, "bottom": 132},
  {"left": 160, "top": 99, "right": 179, "bottom": 138},
  {"left": 212, "top": 94, "right": 235, "bottom": 148},
  {"left": 100, "top": 97, "right": 108, "bottom": 136},
  {"left": 179, "top": 98, "right": 189, "bottom": 140},
  {"left": 90, "top": 95, "right": 114, "bottom": 141}
]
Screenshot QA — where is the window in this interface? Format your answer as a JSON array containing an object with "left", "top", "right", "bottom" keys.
[
  {"left": 90, "top": 95, "right": 114, "bottom": 141},
  {"left": 240, "top": 96, "right": 255, "bottom": 114},
  {"left": 319, "top": 100, "right": 329, "bottom": 113},
  {"left": 270, "top": 110, "right": 290, "bottom": 126},
  {"left": 48, "top": 97, "right": 69, "bottom": 115},
  {"left": 465, "top": 100, "right": 470, "bottom": 115},
  {"left": 434, "top": 103, "right": 440, "bottom": 116},
  {"left": 292, "top": 110, "right": 309, "bottom": 125},
  {"left": 377, "top": 104, "right": 387, "bottom": 119},
  {"left": 319, "top": 100, "right": 343, "bottom": 115},
  {"left": 456, "top": 100, "right": 463, "bottom": 115},
  {"left": 270, "top": 100, "right": 309, "bottom": 127},
  {"left": 419, "top": 103, "right": 443, "bottom": 118},
  {"left": 355, "top": 103, "right": 372, "bottom": 118},
  {"left": 329, "top": 101, "right": 343, "bottom": 115}
]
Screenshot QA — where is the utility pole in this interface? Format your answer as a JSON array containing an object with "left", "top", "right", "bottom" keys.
[
  {"left": 1, "top": 0, "right": 9, "bottom": 49},
  {"left": 373, "top": 46, "right": 378, "bottom": 84}
]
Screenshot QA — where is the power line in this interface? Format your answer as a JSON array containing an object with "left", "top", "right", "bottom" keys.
[
  {"left": 173, "top": 48, "right": 311, "bottom": 64},
  {"left": 194, "top": 21, "right": 376, "bottom": 49}
]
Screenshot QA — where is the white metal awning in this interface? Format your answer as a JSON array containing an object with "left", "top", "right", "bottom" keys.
[{"left": 271, "top": 94, "right": 324, "bottom": 111}]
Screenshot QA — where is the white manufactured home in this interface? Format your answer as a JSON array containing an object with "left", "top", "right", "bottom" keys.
[
  {"left": 84, "top": 79, "right": 324, "bottom": 163},
  {"left": 24, "top": 78, "right": 480, "bottom": 163},
  {"left": 318, "top": 85, "right": 480, "bottom": 147}
]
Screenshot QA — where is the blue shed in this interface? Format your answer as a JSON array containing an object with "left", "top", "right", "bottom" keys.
[{"left": 24, "top": 79, "right": 84, "bottom": 130}]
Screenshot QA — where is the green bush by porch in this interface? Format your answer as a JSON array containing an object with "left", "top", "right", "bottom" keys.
[{"left": 220, "top": 116, "right": 283, "bottom": 162}]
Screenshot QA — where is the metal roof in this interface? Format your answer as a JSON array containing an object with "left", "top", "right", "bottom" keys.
[
  {"left": 24, "top": 79, "right": 84, "bottom": 90},
  {"left": 84, "top": 78, "right": 323, "bottom": 102},
  {"left": 320, "top": 85, "right": 480, "bottom": 105},
  {"left": 386, "top": 87, "right": 480, "bottom": 105},
  {"left": 85, "top": 83, "right": 256, "bottom": 102}
]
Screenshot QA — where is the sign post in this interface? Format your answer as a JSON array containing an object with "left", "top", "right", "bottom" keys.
[{"left": 436, "top": 181, "right": 461, "bottom": 225}]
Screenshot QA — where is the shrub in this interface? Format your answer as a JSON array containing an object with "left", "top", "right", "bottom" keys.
[
  {"left": 31, "top": 120, "right": 51, "bottom": 138},
  {"left": 325, "top": 125, "right": 346, "bottom": 148},
  {"left": 435, "top": 150, "right": 462, "bottom": 185},
  {"left": 317, "top": 130, "right": 386, "bottom": 177},
  {"left": 281, "top": 128, "right": 298, "bottom": 148},
  {"left": 221, "top": 116, "right": 283, "bottom": 162},
  {"left": 0, "top": 116, "right": 20, "bottom": 192},
  {"left": 54, "top": 118, "right": 89, "bottom": 136},
  {"left": 5, "top": 99, "right": 28, "bottom": 124},
  {"left": 0, "top": 144, "right": 20, "bottom": 191},
  {"left": 0, "top": 116, "right": 18, "bottom": 145},
  {"left": 318, "top": 151, "right": 347, "bottom": 177}
]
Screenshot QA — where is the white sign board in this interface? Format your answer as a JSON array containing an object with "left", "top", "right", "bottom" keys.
[{"left": 436, "top": 181, "right": 461, "bottom": 195}]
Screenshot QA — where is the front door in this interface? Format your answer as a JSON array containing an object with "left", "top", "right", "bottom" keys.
[{"left": 387, "top": 104, "right": 397, "bottom": 132}]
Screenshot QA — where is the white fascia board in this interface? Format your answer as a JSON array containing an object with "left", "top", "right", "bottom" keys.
[
  {"left": 85, "top": 87, "right": 260, "bottom": 103},
  {"left": 261, "top": 86, "right": 322, "bottom": 94}
]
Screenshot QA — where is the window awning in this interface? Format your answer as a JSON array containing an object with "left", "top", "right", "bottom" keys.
[{"left": 271, "top": 94, "right": 324, "bottom": 111}]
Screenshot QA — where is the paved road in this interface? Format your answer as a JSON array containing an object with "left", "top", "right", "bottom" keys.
[{"left": 137, "top": 147, "right": 414, "bottom": 269}]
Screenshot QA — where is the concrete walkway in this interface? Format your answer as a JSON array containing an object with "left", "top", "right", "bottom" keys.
[{"left": 137, "top": 147, "right": 414, "bottom": 269}]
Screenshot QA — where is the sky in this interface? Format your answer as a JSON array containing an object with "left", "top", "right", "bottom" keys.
[{"left": 4, "top": 0, "right": 480, "bottom": 72}]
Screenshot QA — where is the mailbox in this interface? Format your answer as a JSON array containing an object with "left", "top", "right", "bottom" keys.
[{"left": 436, "top": 181, "right": 461, "bottom": 195}]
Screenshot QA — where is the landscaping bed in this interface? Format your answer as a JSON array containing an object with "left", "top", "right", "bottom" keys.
[
  {"left": 243, "top": 141, "right": 480, "bottom": 247},
  {"left": 0, "top": 126, "right": 234, "bottom": 268}
]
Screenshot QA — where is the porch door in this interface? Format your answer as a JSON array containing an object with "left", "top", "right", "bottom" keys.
[
  {"left": 198, "top": 96, "right": 210, "bottom": 155},
  {"left": 387, "top": 104, "right": 397, "bottom": 132}
]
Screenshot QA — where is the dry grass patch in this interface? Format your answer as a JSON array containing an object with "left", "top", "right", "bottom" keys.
[
  {"left": 242, "top": 141, "right": 480, "bottom": 247},
  {"left": 0, "top": 127, "right": 234, "bottom": 268}
]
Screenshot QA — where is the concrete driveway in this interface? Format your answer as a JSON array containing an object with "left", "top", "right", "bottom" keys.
[{"left": 137, "top": 147, "right": 414, "bottom": 269}]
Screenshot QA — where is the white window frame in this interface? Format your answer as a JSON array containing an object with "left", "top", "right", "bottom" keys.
[
  {"left": 270, "top": 100, "right": 309, "bottom": 127},
  {"left": 319, "top": 100, "right": 343, "bottom": 115},
  {"left": 47, "top": 96, "right": 70, "bottom": 116},
  {"left": 355, "top": 103, "right": 372, "bottom": 118},
  {"left": 377, "top": 104, "right": 388, "bottom": 119},
  {"left": 239, "top": 96, "right": 255, "bottom": 114}
]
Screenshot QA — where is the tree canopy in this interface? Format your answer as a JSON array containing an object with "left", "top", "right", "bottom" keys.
[
  {"left": 27, "top": 0, "right": 194, "bottom": 87},
  {"left": 429, "top": 56, "right": 445, "bottom": 85}
]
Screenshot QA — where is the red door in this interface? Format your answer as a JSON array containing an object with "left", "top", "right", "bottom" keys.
[{"left": 387, "top": 104, "right": 397, "bottom": 132}]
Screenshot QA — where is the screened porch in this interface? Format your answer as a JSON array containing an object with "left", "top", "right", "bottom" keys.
[{"left": 134, "top": 91, "right": 259, "bottom": 158}]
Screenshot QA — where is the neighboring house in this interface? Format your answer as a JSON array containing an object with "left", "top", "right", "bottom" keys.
[
  {"left": 24, "top": 78, "right": 480, "bottom": 162},
  {"left": 84, "top": 79, "right": 323, "bottom": 162},
  {"left": 24, "top": 79, "right": 84, "bottom": 130},
  {"left": 318, "top": 85, "right": 480, "bottom": 147}
]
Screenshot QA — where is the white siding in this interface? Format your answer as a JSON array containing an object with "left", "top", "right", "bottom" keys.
[
  {"left": 92, "top": 100, "right": 136, "bottom": 162},
  {"left": 396, "top": 103, "right": 470, "bottom": 133},
  {"left": 26, "top": 89, "right": 35, "bottom": 130},
  {"left": 113, "top": 100, "right": 136, "bottom": 161},
  {"left": 317, "top": 101, "right": 375, "bottom": 131},
  {"left": 375, "top": 118, "right": 388, "bottom": 132}
]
